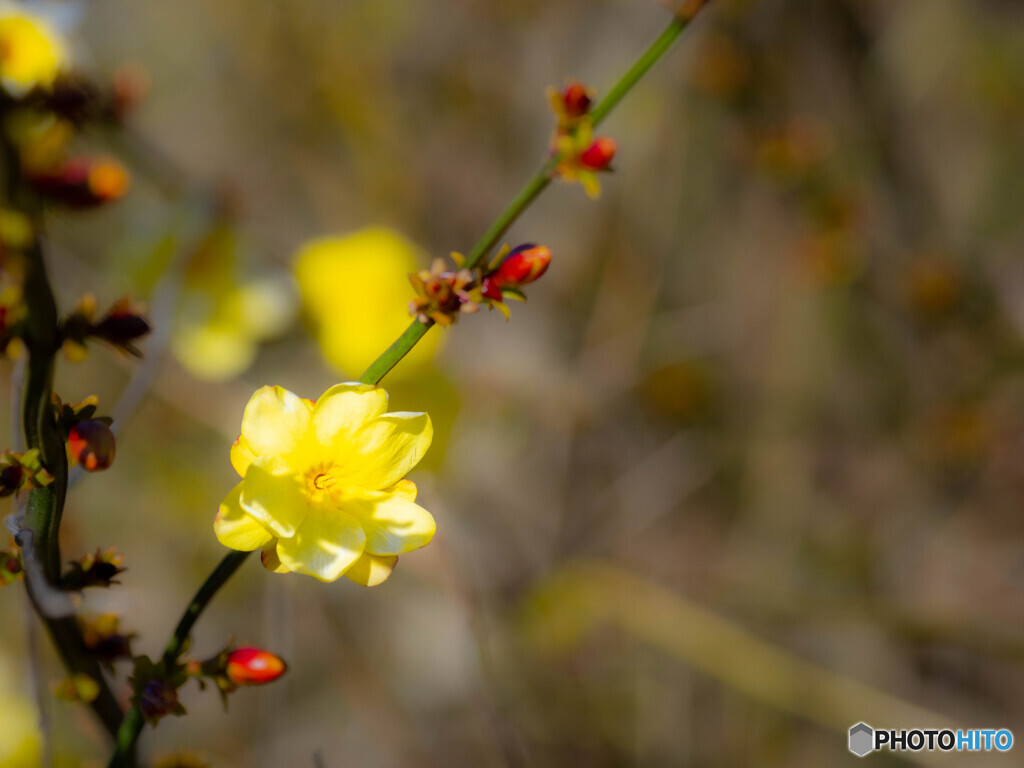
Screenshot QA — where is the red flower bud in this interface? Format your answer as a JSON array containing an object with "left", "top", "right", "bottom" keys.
[
  {"left": 561, "top": 81, "right": 592, "bottom": 118},
  {"left": 490, "top": 244, "right": 552, "bottom": 288},
  {"left": 579, "top": 137, "right": 617, "bottom": 170},
  {"left": 29, "top": 158, "right": 130, "bottom": 209},
  {"left": 225, "top": 647, "right": 287, "bottom": 686},
  {"left": 67, "top": 420, "right": 115, "bottom": 472}
]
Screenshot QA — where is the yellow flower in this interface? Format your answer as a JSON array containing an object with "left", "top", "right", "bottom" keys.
[
  {"left": 173, "top": 277, "right": 295, "bottom": 381},
  {"left": 0, "top": 654, "right": 39, "bottom": 767},
  {"left": 215, "top": 383, "right": 435, "bottom": 585},
  {"left": 0, "top": 6, "right": 66, "bottom": 95},
  {"left": 294, "top": 228, "right": 440, "bottom": 379},
  {"left": 173, "top": 225, "right": 296, "bottom": 381}
]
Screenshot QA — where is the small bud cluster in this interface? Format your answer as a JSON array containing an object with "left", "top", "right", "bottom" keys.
[
  {"left": 79, "top": 613, "right": 135, "bottom": 664},
  {"left": 131, "top": 643, "right": 287, "bottom": 724},
  {"left": 53, "top": 673, "right": 101, "bottom": 703},
  {"left": 27, "top": 156, "right": 130, "bottom": 209},
  {"left": 547, "top": 80, "right": 618, "bottom": 198},
  {"left": 409, "top": 258, "right": 480, "bottom": 327},
  {"left": 130, "top": 655, "right": 188, "bottom": 725},
  {"left": 0, "top": 541, "right": 22, "bottom": 586},
  {"left": 0, "top": 233, "right": 27, "bottom": 358},
  {"left": 32, "top": 67, "right": 149, "bottom": 127},
  {"left": 61, "top": 294, "right": 151, "bottom": 360},
  {"left": 409, "top": 243, "right": 553, "bottom": 325},
  {"left": 0, "top": 448, "right": 54, "bottom": 497},
  {"left": 62, "top": 547, "right": 125, "bottom": 590},
  {"left": 5, "top": 57, "right": 144, "bottom": 209},
  {"left": 53, "top": 394, "right": 116, "bottom": 471}
]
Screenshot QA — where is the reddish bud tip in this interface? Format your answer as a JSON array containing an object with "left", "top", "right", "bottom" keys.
[
  {"left": 29, "top": 158, "right": 130, "bottom": 209},
  {"left": 561, "top": 82, "right": 592, "bottom": 118},
  {"left": 225, "top": 647, "right": 287, "bottom": 686},
  {"left": 67, "top": 420, "right": 116, "bottom": 472},
  {"left": 579, "top": 137, "right": 617, "bottom": 170},
  {"left": 491, "top": 244, "right": 552, "bottom": 288}
]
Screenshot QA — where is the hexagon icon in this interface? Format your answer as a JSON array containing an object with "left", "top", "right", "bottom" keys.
[{"left": 849, "top": 723, "right": 874, "bottom": 757}]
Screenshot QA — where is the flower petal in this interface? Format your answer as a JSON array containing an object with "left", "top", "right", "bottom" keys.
[
  {"left": 338, "top": 412, "right": 433, "bottom": 490},
  {"left": 240, "top": 386, "right": 312, "bottom": 472},
  {"left": 230, "top": 435, "right": 256, "bottom": 478},
  {"left": 276, "top": 508, "right": 366, "bottom": 582},
  {"left": 312, "top": 383, "right": 388, "bottom": 450},
  {"left": 344, "top": 553, "right": 398, "bottom": 587},
  {"left": 215, "top": 482, "right": 274, "bottom": 551},
  {"left": 385, "top": 478, "right": 417, "bottom": 502},
  {"left": 239, "top": 460, "right": 310, "bottom": 538},
  {"left": 260, "top": 540, "right": 289, "bottom": 573},
  {"left": 343, "top": 489, "right": 436, "bottom": 555}
]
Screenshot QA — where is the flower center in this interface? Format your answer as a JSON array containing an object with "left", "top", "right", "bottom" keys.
[{"left": 312, "top": 473, "right": 333, "bottom": 491}]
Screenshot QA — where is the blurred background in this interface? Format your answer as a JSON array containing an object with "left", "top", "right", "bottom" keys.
[{"left": 4, "top": 0, "right": 1024, "bottom": 764}]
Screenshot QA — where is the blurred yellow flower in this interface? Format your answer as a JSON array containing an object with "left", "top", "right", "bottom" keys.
[
  {"left": 0, "top": 6, "right": 65, "bottom": 95},
  {"left": 173, "top": 226, "right": 296, "bottom": 381},
  {"left": 294, "top": 228, "right": 440, "bottom": 379},
  {"left": 215, "top": 383, "right": 435, "bottom": 585},
  {"left": 0, "top": 656, "right": 39, "bottom": 767}
]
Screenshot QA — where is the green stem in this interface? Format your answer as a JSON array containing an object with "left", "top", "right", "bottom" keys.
[
  {"left": 110, "top": 7, "right": 708, "bottom": 763},
  {"left": 358, "top": 318, "right": 431, "bottom": 386},
  {"left": 160, "top": 550, "right": 251, "bottom": 666},
  {"left": 110, "top": 549, "right": 251, "bottom": 767},
  {"left": 2, "top": 133, "right": 126, "bottom": 740},
  {"left": 588, "top": 16, "right": 690, "bottom": 126},
  {"left": 360, "top": 12, "right": 699, "bottom": 381}
]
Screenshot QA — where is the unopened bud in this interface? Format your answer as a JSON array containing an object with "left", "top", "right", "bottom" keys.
[
  {"left": 92, "top": 309, "right": 150, "bottom": 349},
  {"left": 67, "top": 419, "right": 115, "bottom": 471},
  {"left": 491, "top": 244, "right": 552, "bottom": 288},
  {"left": 0, "top": 465, "right": 23, "bottom": 496},
  {"left": 29, "top": 157, "right": 130, "bottom": 208},
  {"left": 579, "top": 137, "right": 617, "bottom": 170},
  {"left": 561, "top": 81, "right": 592, "bottom": 118},
  {"left": 225, "top": 647, "right": 287, "bottom": 686}
]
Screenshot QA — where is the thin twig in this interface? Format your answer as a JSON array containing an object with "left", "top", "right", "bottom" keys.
[
  {"left": 359, "top": 12, "right": 701, "bottom": 384},
  {"left": 109, "top": 549, "right": 252, "bottom": 766}
]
